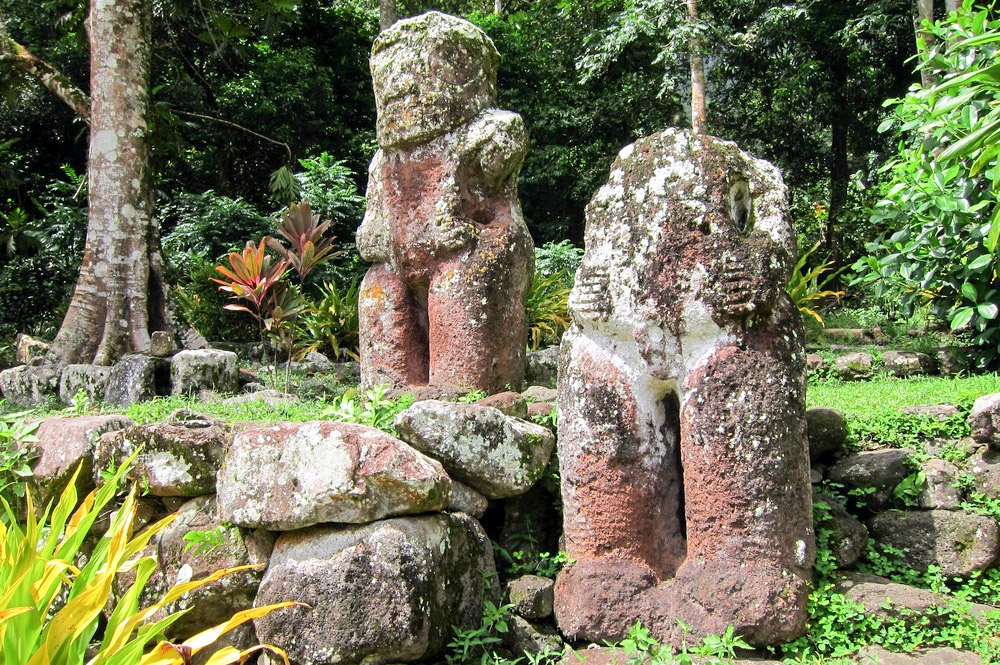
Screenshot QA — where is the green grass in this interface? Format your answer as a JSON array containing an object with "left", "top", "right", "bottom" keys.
[{"left": 807, "top": 373, "right": 1000, "bottom": 420}]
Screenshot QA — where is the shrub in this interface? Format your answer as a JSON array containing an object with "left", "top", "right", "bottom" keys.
[
  {"left": 526, "top": 270, "right": 572, "bottom": 351},
  {"left": 303, "top": 279, "right": 361, "bottom": 361},
  {"left": 0, "top": 456, "right": 297, "bottom": 664},
  {"left": 293, "top": 153, "right": 365, "bottom": 241},
  {"left": 161, "top": 190, "right": 273, "bottom": 266}
]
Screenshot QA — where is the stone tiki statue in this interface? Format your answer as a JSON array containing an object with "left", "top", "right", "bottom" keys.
[
  {"left": 554, "top": 128, "right": 814, "bottom": 646},
  {"left": 357, "top": 12, "right": 534, "bottom": 393}
]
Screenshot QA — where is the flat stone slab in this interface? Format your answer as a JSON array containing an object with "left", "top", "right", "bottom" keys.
[
  {"left": 217, "top": 421, "right": 451, "bottom": 530},
  {"left": 868, "top": 509, "right": 1000, "bottom": 577},
  {"left": 394, "top": 400, "right": 555, "bottom": 499}
]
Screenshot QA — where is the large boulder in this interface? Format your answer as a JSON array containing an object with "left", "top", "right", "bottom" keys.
[
  {"left": 837, "top": 573, "right": 995, "bottom": 628},
  {"left": 0, "top": 364, "right": 59, "bottom": 406},
  {"left": 28, "top": 415, "right": 134, "bottom": 505},
  {"left": 868, "top": 509, "right": 1000, "bottom": 577},
  {"left": 508, "top": 575, "right": 555, "bottom": 620},
  {"left": 827, "top": 449, "right": 912, "bottom": 513},
  {"left": 394, "top": 400, "right": 555, "bottom": 499},
  {"left": 171, "top": 349, "right": 239, "bottom": 395},
  {"left": 103, "top": 354, "right": 171, "bottom": 407},
  {"left": 881, "top": 350, "right": 935, "bottom": 377},
  {"left": 217, "top": 422, "right": 450, "bottom": 530},
  {"left": 254, "top": 513, "right": 494, "bottom": 665},
  {"left": 970, "top": 393, "right": 1000, "bottom": 448},
  {"left": 95, "top": 421, "right": 230, "bottom": 496},
  {"left": 918, "top": 458, "right": 962, "bottom": 510},
  {"left": 58, "top": 364, "right": 112, "bottom": 405}
]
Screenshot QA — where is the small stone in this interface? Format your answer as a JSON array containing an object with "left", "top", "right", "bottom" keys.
[
  {"left": 833, "top": 352, "right": 874, "bottom": 381},
  {"left": 936, "top": 347, "right": 966, "bottom": 377},
  {"left": 805, "top": 353, "right": 826, "bottom": 373},
  {"left": 503, "top": 615, "right": 563, "bottom": 656},
  {"left": 881, "top": 350, "right": 935, "bottom": 377},
  {"left": 218, "top": 422, "right": 450, "bottom": 530},
  {"left": 171, "top": 349, "right": 239, "bottom": 395},
  {"left": 827, "top": 449, "right": 912, "bottom": 513},
  {"left": 447, "top": 481, "right": 489, "bottom": 519},
  {"left": 838, "top": 573, "right": 995, "bottom": 631},
  {"left": 901, "top": 404, "right": 961, "bottom": 421},
  {"left": 969, "top": 393, "right": 1000, "bottom": 448},
  {"left": 59, "top": 364, "right": 112, "bottom": 405},
  {"left": 149, "top": 330, "right": 174, "bottom": 357},
  {"left": 526, "top": 347, "right": 559, "bottom": 388},
  {"left": 815, "top": 494, "right": 868, "bottom": 570},
  {"left": 527, "top": 401, "right": 555, "bottom": 420},
  {"left": 0, "top": 364, "right": 59, "bottom": 406},
  {"left": 508, "top": 575, "right": 555, "bottom": 619},
  {"left": 222, "top": 390, "right": 299, "bottom": 407},
  {"left": 855, "top": 646, "right": 982, "bottom": 665},
  {"left": 868, "top": 509, "right": 1000, "bottom": 577},
  {"left": 94, "top": 421, "right": 230, "bottom": 497},
  {"left": 477, "top": 391, "right": 528, "bottom": 419},
  {"left": 522, "top": 385, "right": 558, "bottom": 403},
  {"left": 918, "top": 458, "right": 962, "bottom": 509},
  {"left": 254, "top": 513, "right": 494, "bottom": 665},
  {"left": 16, "top": 334, "right": 49, "bottom": 364},
  {"left": 395, "top": 400, "right": 556, "bottom": 499},
  {"left": 104, "top": 354, "right": 171, "bottom": 407},
  {"left": 806, "top": 407, "right": 848, "bottom": 463}
]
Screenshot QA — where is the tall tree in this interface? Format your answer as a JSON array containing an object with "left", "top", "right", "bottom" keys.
[
  {"left": 913, "top": 0, "right": 936, "bottom": 87},
  {"left": 47, "top": 0, "right": 169, "bottom": 365},
  {"left": 380, "top": 0, "right": 397, "bottom": 31},
  {"left": 687, "top": 0, "right": 706, "bottom": 133}
]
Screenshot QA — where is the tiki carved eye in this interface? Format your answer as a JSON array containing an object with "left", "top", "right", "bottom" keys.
[{"left": 728, "top": 178, "right": 752, "bottom": 235}]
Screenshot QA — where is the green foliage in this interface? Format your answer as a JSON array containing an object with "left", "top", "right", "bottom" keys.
[
  {"left": 788, "top": 242, "right": 844, "bottom": 326},
  {"left": 857, "top": 2, "right": 1000, "bottom": 368},
  {"left": 302, "top": 279, "right": 360, "bottom": 361},
  {"left": 458, "top": 390, "right": 488, "bottom": 404},
  {"left": 0, "top": 410, "right": 38, "bottom": 512},
  {"left": 319, "top": 384, "right": 414, "bottom": 433},
  {"left": 268, "top": 199, "right": 342, "bottom": 283},
  {"left": 526, "top": 270, "right": 572, "bottom": 351},
  {"left": 493, "top": 545, "right": 570, "bottom": 579},
  {"left": 174, "top": 257, "right": 259, "bottom": 343},
  {"left": 533, "top": 240, "right": 583, "bottom": 278},
  {"left": 160, "top": 190, "right": 272, "bottom": 264},
  {"left": 893, "top": 470, "right": 926, "bottom": 507},
  {"left": 183, "top": 524, "right": 238, "bottom": 556},
  {"left": 805, "top": 374, "right": 1000, "bottom": 421},
  {"left": 292, "top": 153, "right": 365, "bottom": 241},
  {"left": 445, "top": 593, "right": 513, "bottom": 665},
  {"left": 0, "top": 456, "right": 297, "bottom": 665}
]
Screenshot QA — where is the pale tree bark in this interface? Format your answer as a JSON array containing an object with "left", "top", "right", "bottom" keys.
[
  {"left": 379, "top": 0, "right": 397, "bottom": 32},
  {"left": 0, "top": 24, "right": 90, "bottom": 119},
  {"left": 47, "top": 0, "right": 170, "bottom": 366},
  {"left": 687, "top": 0, "right": 706, "bottom": 134},
  {"left": 945, "top": 0, "right": 958, "bottom": 13},
  {"left": 494, "top": 0, "right": 504, "bottom": 15},
  {"left": 913, "top": 0, "right": 936, "bottom": 88}
]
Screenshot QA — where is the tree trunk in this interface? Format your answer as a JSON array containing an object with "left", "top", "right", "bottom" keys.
[
  {"left": 913, "top": 0, "right": 936, "bottom": 88},
  {"left": 0, "top": 27, "right": 90, "bottom": 119},
  {"left": 945, "top": 0, "right": 958, "bottom": 13},
  {"left": 379, "top": 0, "right": 397, "bottom": 32},
  {"left": 47, "top": 0, "right": 170, "bottom": 366},
  {"left": 495, "top": 0, "right": 504, "bottom": 15},
  {"left": 687, "top": 0, "right": 707, "bottom": 134}
]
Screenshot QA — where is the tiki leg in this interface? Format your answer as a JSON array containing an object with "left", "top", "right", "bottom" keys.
[{"left": 358, "top": 264, "right": 429, "bottom": 388}]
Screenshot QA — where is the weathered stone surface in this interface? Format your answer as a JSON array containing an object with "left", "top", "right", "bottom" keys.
[
  {"left": 522, "top": 385, "right": 557, "bottom": 403},
  {"left": 58, "top": 364, "right": 112, "bottom": 405},
  {"left": 559, "top": 650, "right": 784, "bottom": 665},
  {"left": 503, "top": 615, "right": 564, "bottom": 657},
  {"left": 881, "top": 350, "right": 935, "bottom": 377},
  {"left": 149, "top": 330, "right": 174, "bottom": 357},
  {"left": 218, "top": 421, "right": 450, "bottom": 530},
  {"left": 970, "top": 393, "right": 1000, "bottom": 448},
  {"left": 358, "top": 12, "right": 533, "bottom": 394},
  {"left": 827, "top": 449, "right": 911, "bottom": 513},
  {"left": 221, "top": 389, "right": 299, "bottom": 407},
  {"left": 16, "top": 334, "right": 49, "bottom": 364},
  {"left": 919, "top": 458, "right": 962, "bottom": 510},
  {"left": 837, "top": 573, "right": 996, "bottom": 629},
  {"left": 527, "top": 401, "right": 555, "bottom": 421},
  {"left": 395, "top": 400, "right": 555, "bottom": 499},
  {"left": 95, "top": 422, "right": 230, "bottom": 496},
  {"left": 526, "top": 346, "right": 559, "bottom": 387},
  {"left": 806, "top": 407, "right": 848, "bottom": 463},
  {"left": 555, "top": 129, "right": 812, "bottom": 647},
  {"left": 508, "top": 575, "right": 555, "bottom": 620},
  {"left": 936, "top": 347, "right": 965, "bottom": 377},
  {"left": 902, "top": 404, "right": 961, "bottom": 421},
  {"left": 28, "top": 415, "right": 133, "bottom": 505},
  {"left": 446, "top": 480, "right": 489, "bottom": 518},
  {"left": 805, "top": 353, "right": 826, "bottom": 373},
  {"left": 254, "top": 513, "right": 494, "bottom": 665},
  {"left": 476, "top": 391, "right": 528, "bottom": 419},
  {"left": 0, "top": 364, "right": 59, "bottom": 406},
  {"left": 868, "top": 509, "right": 1000, "bottom": 576},
  {"left": 103, "top": 354, "right": 170, "bottom": 407},
  {"left": 171, "top": 349, "right": 238, "bottom": 395},
  {"left": 834, "top": 352, "right": 874, "bottom": 380},
  {"left": 815, "top": 493, "right": 868, "bottom": 570},
  {"left": 144, "top": 495, "right": 273, "bottom": 640},
  {"left": 855, "top": 645, "right": 982, "bottom": 665},
  {"left": 969, "top": 447, "right": 1000, "bottom": 498}
]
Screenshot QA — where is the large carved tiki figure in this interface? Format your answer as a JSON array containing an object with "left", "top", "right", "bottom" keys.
[
  {"left": 555, "top": 129, "right": 814, "bottom": 646},
  {"left": 357, "top": 12, "right": 534, "bottom": 393}
]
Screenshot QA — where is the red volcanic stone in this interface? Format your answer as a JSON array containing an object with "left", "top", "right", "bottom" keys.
[
  {"left": 357, "top": 12, "right": 533, "bottom": 395},
  {"left": 554, "top": 129, "right": 812, "bottom": 647}
]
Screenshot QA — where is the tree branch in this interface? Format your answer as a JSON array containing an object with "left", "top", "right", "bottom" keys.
[
  {"left": 0, "top": 27, "right": 90, "bottom": 120},
  {"left": 173, "top": 109, "right": 293, "bottom": 163}
]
